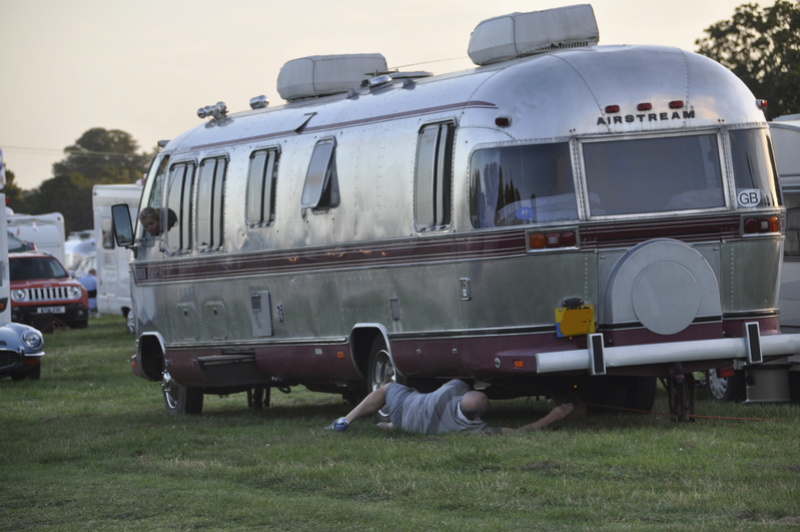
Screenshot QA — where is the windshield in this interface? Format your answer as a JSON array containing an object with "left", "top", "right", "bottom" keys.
[
  {"left": 10, "top": 257, "right": 69, "bottom": 281},
  {"left": 470, "top": 142, "right": 577, "bottom": 227},
  {"left": 583, "top": 134, "right": 725, "bottom": 216}
]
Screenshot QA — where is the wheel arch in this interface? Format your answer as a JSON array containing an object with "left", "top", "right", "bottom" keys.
[
  {"left": 138, "top": 332, "right": 166, "bottom": 381},
  {"left": 349, "top": 323, "right": 391, "bottom": 379}
]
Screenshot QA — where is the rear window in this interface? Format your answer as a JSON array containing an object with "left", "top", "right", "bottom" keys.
[
  {"left": 10, "top": 257, "right": 68, "bottom": 281},
  {"left": 583, "top": 134, "right": 724, "bottom": 216}
]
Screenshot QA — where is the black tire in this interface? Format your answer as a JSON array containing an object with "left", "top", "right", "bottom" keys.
[
  {"left": 706, "top": 368, "right": 745, "bottom": 402},
  {"left": 162, "top": 369, "right": 203, "bottom": 415},
  {"left": 366, "top": 337, "right": 397, "bottom": 422},
  {"left": 11, "top": 363, "right": 41, "bottom": 381},
  {"left": 624, "top": 376, "right": 657, "bottom": 413},
  {"left": 577, "top": 376, "right": 629, "bottom": 415},
  {"left": 27, "top": 363, "right": 41, "bottom": 381}
]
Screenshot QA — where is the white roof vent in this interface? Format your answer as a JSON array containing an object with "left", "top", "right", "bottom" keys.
[
  {"left": 468, "top": 4, "right": 599, "bottom": 66},
  {"left": 277, "top": 53, "right": 388, "bottom": 101}
]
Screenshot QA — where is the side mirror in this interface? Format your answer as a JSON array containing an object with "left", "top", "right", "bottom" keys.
[{"left": 112, "top": 204, "right": 135, "bottom": 247}]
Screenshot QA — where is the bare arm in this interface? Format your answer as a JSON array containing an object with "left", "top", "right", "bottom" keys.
[{"left": 492, "top": 403, "right": 574, "bottom": 434}]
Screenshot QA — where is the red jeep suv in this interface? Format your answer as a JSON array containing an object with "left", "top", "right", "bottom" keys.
[{"left": 10, "top": 252, "right": 89, "bottom": 331}]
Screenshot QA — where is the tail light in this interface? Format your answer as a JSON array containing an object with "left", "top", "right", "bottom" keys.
[{"left": 528, "top": 229, "right": 578, "bottom": 251}]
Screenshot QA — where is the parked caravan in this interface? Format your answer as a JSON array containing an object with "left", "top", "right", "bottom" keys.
[
  {"left": 773, "top": 114, "right": 800, "bottom": 333},
  {"left": 64, "top": 234, "right": 96, "bottom": 275},
  {"left": 114, "top": 5, "right": 800, "bottom": 416},
  {"left": 7, "top": 212, "right": 66, "bottom": 266},
  {"left": 93, "top": 184, "right": 142, "bottom": 323}
]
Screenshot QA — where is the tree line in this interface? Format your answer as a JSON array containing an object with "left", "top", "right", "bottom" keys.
[
  {"left": 5, "top": 128, "right": 153, "bottom": 234},
  {"left": 4, "top": 1, "right": 798, "bottom": 235}
]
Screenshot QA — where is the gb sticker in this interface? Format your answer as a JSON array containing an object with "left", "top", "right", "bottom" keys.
[{"left": 737, "top": 189, "right": 762, "bottom": 207}]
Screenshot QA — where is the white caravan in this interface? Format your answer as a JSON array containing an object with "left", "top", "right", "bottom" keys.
[
  {"left": 7, "top": 212, "right": 66, "bottom": 265},
  {"left": 772, "top": 115, "right": 800, "bottom": 399},
  {"left": 113, "top": 5, "right": 800, "bottom": 417},
  {"left": 93, "top": 184, "right": 142, "bottom": 322},
  {"left": 64, "top": 235, "right": 96, "bottom": 274}
]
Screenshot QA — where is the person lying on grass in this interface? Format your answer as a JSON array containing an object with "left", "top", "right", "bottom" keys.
[{"left": 326, "top": 379, "right": 574, "bottom": 434}]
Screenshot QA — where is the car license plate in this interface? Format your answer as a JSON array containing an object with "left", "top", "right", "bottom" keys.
[{"left": 37, "top": 306, "right": 66, "bottom": 314}]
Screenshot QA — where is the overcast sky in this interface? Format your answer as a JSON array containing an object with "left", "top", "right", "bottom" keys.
[{"left": 0, "top": 0, "right": 758, "bottom": 191}]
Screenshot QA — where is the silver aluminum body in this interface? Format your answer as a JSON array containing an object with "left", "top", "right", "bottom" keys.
[{"left": 128, "top": 44, "right": 800, "bottom": 395}]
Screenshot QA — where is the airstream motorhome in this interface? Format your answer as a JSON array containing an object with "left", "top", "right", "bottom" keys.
[{"left": 114, "top": 4, "right": 800, "bottom": 416}]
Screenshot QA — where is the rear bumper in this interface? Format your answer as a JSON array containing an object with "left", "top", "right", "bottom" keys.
[{"left": 530, "top": 322, "right": 800, "bottom": 374}]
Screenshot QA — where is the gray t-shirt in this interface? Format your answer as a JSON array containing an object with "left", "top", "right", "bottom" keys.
[{"left": 385, "top": 380, "right": 487, "bottom": 434}]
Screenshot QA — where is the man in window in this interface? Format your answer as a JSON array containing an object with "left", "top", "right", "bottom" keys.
[{"left": 139, "top": 207, "right": 177, "bottom": 236}]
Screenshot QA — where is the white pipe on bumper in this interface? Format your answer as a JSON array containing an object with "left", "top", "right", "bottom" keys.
[{"left": 534, "top": 331, "right": 800, "bottom": 373}]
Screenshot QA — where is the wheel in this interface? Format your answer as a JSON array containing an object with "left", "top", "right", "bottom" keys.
[
  {"left": 162, "top": 369, "right": 203, "bottom": 415},
  {"left": 367, "top": 337, "right": 397, "bottom": 422},
  {"left": 125, "top": 310, "right": 135, "bottom": 334},
  {"left": 27, "top": 363, "right": 41, "bottom": 381},
  {"left": 624, "top": 376, "right": 657, "bottom": 413},
  {"left": 11, "top": 363, "right": 41, "bottom": 381},
  {"left": 576, "top": 376, "right": 629, "bottom": 414},
  {"left": 706, "top": 368, "right": 745, "bottom": 402}
]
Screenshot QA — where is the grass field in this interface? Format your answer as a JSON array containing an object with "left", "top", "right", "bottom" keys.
[{"left": 1, "top": 317, "right": 799, "bottom": 531}]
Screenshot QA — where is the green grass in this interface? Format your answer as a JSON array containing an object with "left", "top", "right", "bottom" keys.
[{"left": 1, "top": 317, "right": 799, "bottom": 531}]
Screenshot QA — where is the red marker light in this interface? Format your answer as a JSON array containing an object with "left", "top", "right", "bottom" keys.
[
  {"left": 756, "top": 99, "right": 768, "bottom": 110},
  {"left": 637, "top": 102, "right": 652, "bottom": 111},
  {"left": 604, "top": 105, "right": 620, "bottom": 113},
  {"left": 718, "top": 366, "right": 735, "bottom": 378},
  {"left": 669, "top": 100, "right": 684, "bottom": 109}
]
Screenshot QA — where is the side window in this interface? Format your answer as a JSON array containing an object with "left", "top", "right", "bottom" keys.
[
  {"left": 247, "top": 148, "right": 280, "bottom": 226},
  {"left": 101, "top": 217, "right": 114, "bottom": 249},
  {"left": 138, "top": 154, "right": 170, "bottom": 240},
  {"left": 166, "top": 162, "right": 196, "bottom": 253},
  {"left": 729, "top": 128, "right": 781, "bottom": 208},
  {"left": 470, "top": 142, "right": 577, "bottom": 227},
  {"left": 301, "top": 138, "right": 339, "bottom": 212},
  {"left": 415, "top": 122, "right": 454, "bottom": 230},
  {"left": 196, "top": 157, "right": 227, "bottom": 250}
]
